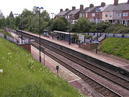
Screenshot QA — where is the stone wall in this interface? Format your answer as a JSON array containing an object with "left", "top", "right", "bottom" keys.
[
  {"left": 79, "top": 43, "right": 98, "bottom": 50},
  {"left": 19, "top": 44, "right": 31, "bottom": 53}
]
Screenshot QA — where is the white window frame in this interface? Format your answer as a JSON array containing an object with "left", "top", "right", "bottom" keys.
[{"left": 123, "top": 12, "right": 128, "bottom": 17}]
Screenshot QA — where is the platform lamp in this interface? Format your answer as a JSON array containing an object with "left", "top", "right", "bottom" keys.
[{"left": 35, "top": 6, "right": 44, "bottom": 63}]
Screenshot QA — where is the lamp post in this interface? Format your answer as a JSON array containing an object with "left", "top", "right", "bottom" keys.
[
  {"left": 67, "top": 23, "right": 71, "bottom": 45},
  {"left": 36, "top": 6, "right": 44, "bottom": 63},
  {"left": 51, "top": 13, "right": 55, "bottom": 19},
  {"left": 14, "top": 13, "right": 23, "bottom": 43}
]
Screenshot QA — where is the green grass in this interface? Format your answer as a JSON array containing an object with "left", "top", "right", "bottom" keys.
[
  {"left": 0, "top": 38, "right": 83, "bottom": 97},
  {"left": 100, "top": 38, "right": 129, "bottom": 60}
]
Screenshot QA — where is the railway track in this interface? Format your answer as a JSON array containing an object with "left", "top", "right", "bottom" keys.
[
  {"left": 32, "top": 42, "right": 122, "bottom": 97},
  {"left": 36, "top": 39, "right": 129, "bottom": 91}
]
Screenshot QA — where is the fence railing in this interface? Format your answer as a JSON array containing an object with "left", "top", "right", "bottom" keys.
[{"left": 0, "top": 32, "right": 31, "bottom": 45}]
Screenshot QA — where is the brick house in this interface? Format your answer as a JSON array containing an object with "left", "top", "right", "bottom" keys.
[
  {"left": 67, "top": 6, "right": 80, "bottom": 24},
  {"left": 79, "top": 5, "right": 86, "bottom": 18},
  {"left": 56, "top": 9, "right": 70, "bottom": 19},
  {"left": 56, "top": 5, "right": 85, "bottom": 24},
  {"left": 122, "top": 1, "right": 129, "bottom": 25},
  {"left": 56, "top": 0, "right": 129, "bottom": 25},
  {"left": 102, "top": 0, "right": 129, "bottom": 25},
  {"left": 86, "top": 3, "right": 107, "bottom": 23}
]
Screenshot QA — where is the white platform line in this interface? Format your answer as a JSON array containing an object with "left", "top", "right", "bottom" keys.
[{"left": 68, "top": 78, "right": 81, "bottom": 83}]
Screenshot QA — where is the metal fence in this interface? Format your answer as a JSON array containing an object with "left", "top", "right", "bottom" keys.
[{"left": 0, "top": 32, "right": 31, "bottom": 45}]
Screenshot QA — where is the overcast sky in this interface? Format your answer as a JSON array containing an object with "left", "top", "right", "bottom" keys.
[{"left": 0, "top": 0, "right": 127, "bottom": 17}]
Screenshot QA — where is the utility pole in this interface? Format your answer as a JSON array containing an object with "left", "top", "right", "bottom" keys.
[{"left": 36, "top": 6, "right": 44, "bottom": 63}]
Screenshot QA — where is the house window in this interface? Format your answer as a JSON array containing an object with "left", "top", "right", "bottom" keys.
[
  {"left": 80, "top": 13, "right": 83, "bottom": 17},
  {"left": 67, "top": 16, "right": 69, "bottom": 19},
  {"left": 92, "top": 13, "right": 95, "bottom": 17},
  {"left": 118, "top": 13, "right": 122, "bottom": 17},
  {"left": 105, "top": 14, "right": 108, "bottom": 17},
  {"left": 123, "top": 12, "right": 128, "bottom": 16}
]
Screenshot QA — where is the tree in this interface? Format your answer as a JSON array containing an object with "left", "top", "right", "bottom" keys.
[
  {"left": 71, "top": 18, "right": 91, "bottom": 33},
  {"left": 0, "top": 18, "right": 6, "bottom": 28},
  {"left": 105, "top": 24, "right": 129, "bottom": 33},
  {"left": 0, "top": 10, "right": 4, "bottom": 19},
  {"left": 96, "top": 22, "right": 111, "bottom": 33},
  {"left": 28, "top": 11, "right": 50, "bottom": 33},
  {"left": 9, "top": 11, "right": 14, "bottom": 18},
  {"left": 51, "top": 17, "right": 68, "bottom": 31}
]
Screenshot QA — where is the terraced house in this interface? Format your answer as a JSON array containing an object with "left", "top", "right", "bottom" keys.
[
  {"left": 102, "top": 0, "right": 129, "bottom": 25},
  {"left": 56, "top": 8, "right": 70, "bottom": 19},
  {"left": 56, "top": 5, "right": 86, "bottom": 24},
  {"left": 56, "top": 0, "right": 129, "bottom": 25},
  {"left": 85, "top": 3, "right": 108, "bottom": 23}
]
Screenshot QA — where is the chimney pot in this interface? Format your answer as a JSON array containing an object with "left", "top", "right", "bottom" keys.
[
  {"left": 60, "top": 9, "right": 63, "bottom": 12},
  {"left": 114, "top": 0, "right": 119, "bottom": 5},
  {"left": 101, "top": 2, "right": 106, "bottom": 7},
  {"left": 89, "top": 4, "right": 94, "bottom": 8},
  {"left": 72, "top": 6, "right": 76, "bottom": 10},
  {"left": 65, "top": 8, "right": 69, "bottom": 11}
]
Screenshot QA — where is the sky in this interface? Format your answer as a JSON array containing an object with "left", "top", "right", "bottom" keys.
[{"left": 0, "top": 0, "right": 127, "bottom": 17}]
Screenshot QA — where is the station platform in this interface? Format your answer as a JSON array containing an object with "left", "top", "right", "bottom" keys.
[{"left": 22, "top": 30, "right": 129, "bottom": 71}]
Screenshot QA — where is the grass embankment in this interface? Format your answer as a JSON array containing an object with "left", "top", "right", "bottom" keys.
[
  {"left": 100, "top": 38, "right": 129, "bottom": 60},
  {"left": 0, "top": 38, "right": 82, "bottom": 97}
]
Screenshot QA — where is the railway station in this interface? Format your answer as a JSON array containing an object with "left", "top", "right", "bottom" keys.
[{"left": 1, "top": 0, "right": 129, "bottom": 97}]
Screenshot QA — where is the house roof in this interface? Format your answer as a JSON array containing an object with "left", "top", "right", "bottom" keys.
[
  {"left": 103, "top": 3, "right": 129, "bottom": 12},
  {"left": 84, "top": 7, "right": 90, "bottom": 12},
  {"left": 68, "top": 9, "right": 80, "bottom": 15},
  {"left": 86, "top": 7, "right": 96, "bottom": 12},
  {"left": 85, "top": 5, "right": 109, "bottom": 13},
  {"left": 57, "top": 10, "right": 70, "bottom": 16}
]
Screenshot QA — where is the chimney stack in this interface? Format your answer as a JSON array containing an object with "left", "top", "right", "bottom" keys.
[
  {"left": 101, "top": 2, "right": 106, "bottom": 7},
  {"left": 89, "top": 4, "right": 94, "bottom": 8},
  {"left": 127, "top": 0, "right": 129, "bottom": 4},
  {"left": 114, "top": 0, "right": 118, "bottom": 5},
  {"left": 65, "top": 8, "right": 69, "bottom": 11},
  {"left": 60, "top": 9, "right": 63, "bottom": 12},
  {"left": 80, "top": 5, "right": 84, "bottom": 11},
  {"left": 72, "top": 6, "right": 76, "bottom": 10}
]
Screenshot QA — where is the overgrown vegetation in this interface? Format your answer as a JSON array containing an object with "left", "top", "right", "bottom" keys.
[
  {"left": 0, "top": 9, "right": 50, "bottom": 34},
  {"left": 0, "top": 29, "right": 11, "bottom": 36},
  {"left": 50, "top": 17, "right": 68, "bottom": 31},
  {"left": 0, "top": 8, "right": 129, "bottom": 34},
  {"left": 0, "top": 38, "right": 83, "bottom": 97},
  {"left": 50, "top": 18, "right": 129, "bottom": 33},
  {"left": 100, "top": 38, "right": 129, "bottom": 60}
]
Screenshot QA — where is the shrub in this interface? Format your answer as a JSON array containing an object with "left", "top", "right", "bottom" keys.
[
  {"left": 96, "top": 22, "right": 111, "bottom": 33},
  {"left": 117, "top": 27, "right": 129, "bottom": 33},
  {"left": 105, "top": 24, "right": 129, "bottom": 33}
]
